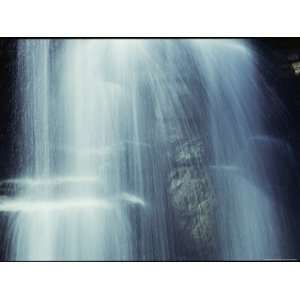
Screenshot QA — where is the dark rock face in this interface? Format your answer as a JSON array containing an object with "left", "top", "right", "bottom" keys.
[
  {"left": 168, "top": 139, "right": 217, "bottom": 260},
  {"left": 0, "top": 39, "right": 18, "bottom": 180}
]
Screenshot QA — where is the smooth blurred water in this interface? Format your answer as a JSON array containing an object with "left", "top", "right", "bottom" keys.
[
  {"left": 191, "top": 40, "right": 288, "bottom": 260},
  {"left": 4, "top": 40, "right": 168, "bottom": 260},
  {"left": 0, "top": 39, "right": 290, "bottom": 261}
]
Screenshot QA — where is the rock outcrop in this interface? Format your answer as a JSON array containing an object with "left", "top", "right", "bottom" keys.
[{"left": 168, "top": 138, "right": 217, "bottom": 260}]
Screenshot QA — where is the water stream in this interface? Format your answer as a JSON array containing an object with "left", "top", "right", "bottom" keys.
[{"left": 0, "top": 39, "right": 289, "bottom": 260}]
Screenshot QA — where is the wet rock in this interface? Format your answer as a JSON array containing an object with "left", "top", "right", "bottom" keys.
[{"left": 168, "top": 139, "right": 217, "bottom": 259}]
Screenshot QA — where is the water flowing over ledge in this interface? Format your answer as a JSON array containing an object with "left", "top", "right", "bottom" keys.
[{"left": 0, "top": 39, "right": 292, "bottom": 261}]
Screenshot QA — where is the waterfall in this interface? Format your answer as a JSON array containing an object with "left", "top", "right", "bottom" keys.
[
  {"left": 191, "top": 40, "right": 288, "bottom": 260},
  {"left": 2, "top": 40, "right": 174, "bottom": 260},
  {"left": 0, "top": 39, "right": 290, "bottom": 260}
]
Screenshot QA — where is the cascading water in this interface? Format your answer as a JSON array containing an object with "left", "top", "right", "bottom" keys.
[
  {"left": 0, "top": 39, "right": 290, "bottom": 261},
  {"left": 9, "top": 40, "right": 134, "bottom": 260},
  {"left": 191, "top": 40, "right": 288, "bottom": 260},
  {"left": 2, "top": 40, "right": 174, "bottom": 260}
]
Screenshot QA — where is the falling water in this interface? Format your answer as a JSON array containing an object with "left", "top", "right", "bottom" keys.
[
  {"left": 191, "top": 40, "right": 288, "bottom": 260},
  {"left": 0, "top": 39, "right": 290, "bottom": 260},
  {"left": 1, "top": 39, "right": 175, "bottom": 261}
]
